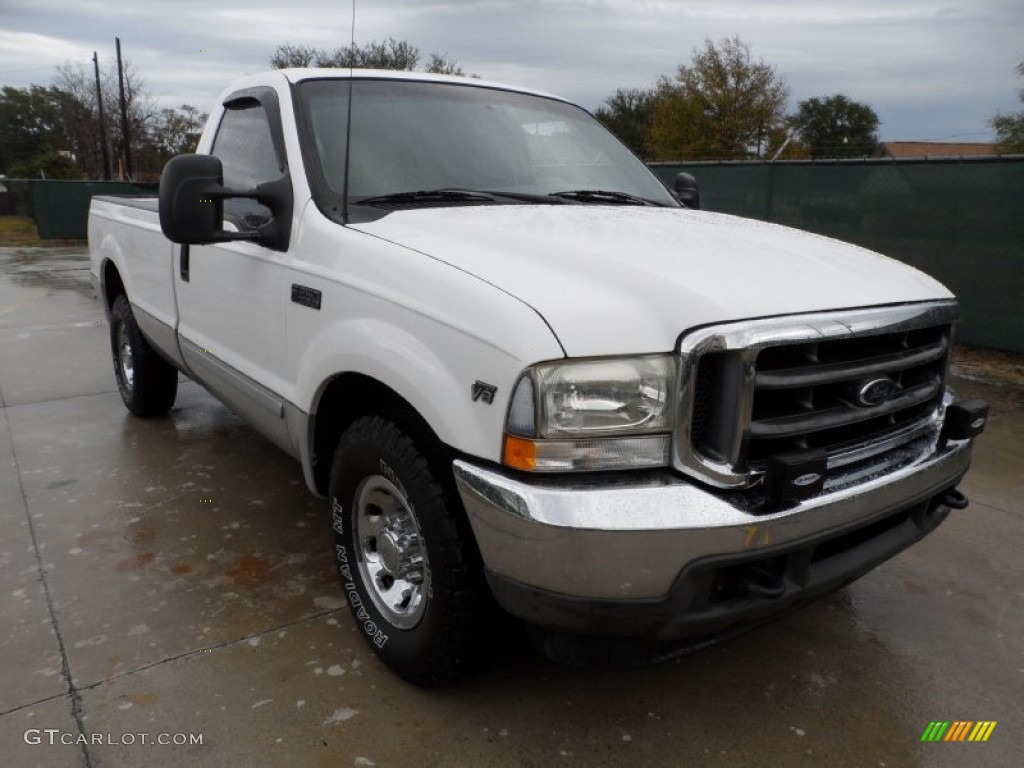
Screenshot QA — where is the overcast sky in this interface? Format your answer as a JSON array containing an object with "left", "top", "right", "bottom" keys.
[{"left": 1, "top": 0, "right": 1022, "bottom": 142}]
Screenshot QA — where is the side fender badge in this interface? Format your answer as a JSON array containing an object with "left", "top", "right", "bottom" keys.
[{"left": 471, "top": 381, "right": 497, "bottom": 404}]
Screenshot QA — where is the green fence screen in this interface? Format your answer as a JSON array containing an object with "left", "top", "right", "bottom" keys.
[
  {"left": 23, "top": 161, "right": 1024, "bottom": 353},
  {"left": 31, "top": 180, "right": 157, "bottom": 240},
  {"left": 650, "top": 157, "right": 1024, "bottom": 353}
]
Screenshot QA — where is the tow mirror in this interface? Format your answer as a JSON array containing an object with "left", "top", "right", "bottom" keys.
[
  {"left": 673, "top": 172, "right": 701, "bottom": 210},
  {"left": 159, "top": 155, "right": 230, "bottom": 244},
  {"left": 158, "top": 154, "right": 291, "bottom": 250}
]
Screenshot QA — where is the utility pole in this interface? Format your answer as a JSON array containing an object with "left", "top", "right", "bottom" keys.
[
  {"left": 115, "top": 37, "right": 133, "bottom": 180},
  {"left": 93, "top": 52, "right": 111, "bottom": 180}
]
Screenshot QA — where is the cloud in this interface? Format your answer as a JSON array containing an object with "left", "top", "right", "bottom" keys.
[
  {"left": 0, "top": 29, "right": 96, "bottom": 78},
  {"left": 0, "top": 0, "right": 1021, "bottom": 141}
]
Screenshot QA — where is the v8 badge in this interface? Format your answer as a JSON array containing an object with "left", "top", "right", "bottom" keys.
[{"left": 471, "top": 381, "right": 497, "bottom": 404}]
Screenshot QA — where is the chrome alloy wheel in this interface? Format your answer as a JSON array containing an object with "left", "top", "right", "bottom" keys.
[
  {"left": 117, "top": 323, "right": 135, "bottom": 390},
  {"left": 354, "top": 475, "right": 429, "bottom": 629}
]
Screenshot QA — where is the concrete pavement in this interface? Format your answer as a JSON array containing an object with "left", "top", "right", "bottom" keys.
[{"left": 1, "top": 245, "right": 1021, "bottom": 767}]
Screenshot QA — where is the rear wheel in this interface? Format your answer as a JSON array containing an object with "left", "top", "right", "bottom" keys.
[
  {"left": 109, "top": 295, "right": 178, "bottom": 417},
  {"left": 329, "top": 415, "right": 487, "bottom": 686}
]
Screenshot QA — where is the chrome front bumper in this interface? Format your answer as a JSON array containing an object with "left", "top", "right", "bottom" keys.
[{"left": 453, "top": 436, "right": 974, "bottom": 603}]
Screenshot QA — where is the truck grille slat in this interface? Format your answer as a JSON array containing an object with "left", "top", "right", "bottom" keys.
[
  {"left": 673, "top": 302, "right": 957, "bottom": 490},
  {"left": 754, "top": 338, "right": 947, "bottom": 389},
  {"left": 749, "top": 377, "right": 942, "bottom": 438}
]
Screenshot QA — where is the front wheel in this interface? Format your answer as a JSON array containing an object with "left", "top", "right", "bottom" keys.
[
  {"left": 328, "top": 416, "right": 487, "bottom": 686},
  {"left": 109, "top": 295, "right": 178, "bottom": 417}
]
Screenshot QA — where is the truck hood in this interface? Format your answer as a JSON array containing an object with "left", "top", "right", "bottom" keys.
[{"left": 351, "top": 206, "right": 951, "bottom": 357}]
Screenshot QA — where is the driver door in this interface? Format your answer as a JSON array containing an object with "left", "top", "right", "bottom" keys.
[{"left": 174, "top": 91, "right": 293, "bottom": 452}]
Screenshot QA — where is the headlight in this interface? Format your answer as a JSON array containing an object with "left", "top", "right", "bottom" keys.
[{"left": 503, "top": 355, "right": 676, "bottom": 471}]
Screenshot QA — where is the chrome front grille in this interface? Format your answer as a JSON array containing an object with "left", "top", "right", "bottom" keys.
[
  {"left": 746, "top": 326, "right": 947, "bottom": 464},
  {"left": 673, "top": 302, "right": 958, "bottom": 489}
]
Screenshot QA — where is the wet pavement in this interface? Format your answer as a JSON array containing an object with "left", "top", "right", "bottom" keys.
[{"left": 1, "top": 245, "right": 1021, "bottom": 767}]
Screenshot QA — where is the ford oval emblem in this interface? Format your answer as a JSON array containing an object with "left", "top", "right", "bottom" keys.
[
  {"left": 792, "top": 472, "right": 822, "bottom": 487},
  {"left": 856, "top": 377, "right": 900, "bottom": 407}
]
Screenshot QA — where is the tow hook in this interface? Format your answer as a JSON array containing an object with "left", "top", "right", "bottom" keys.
[
  {"left": 941, "top": 488, "right": 969, "bottom": 510},
  {"left": 740, "top": 565, "right": 786, "bottom": 599}
]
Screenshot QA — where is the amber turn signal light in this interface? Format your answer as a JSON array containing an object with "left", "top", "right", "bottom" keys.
[{"left": 502, "top": 434, "right": 537, "bottom": 471}]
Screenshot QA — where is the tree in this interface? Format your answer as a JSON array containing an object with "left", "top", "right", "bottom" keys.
[
  {"left": 54, "top": 58, "right": 204, "bottom": 180},
  {"left": 991, "top": 61, "right": 1024, "bottom": 153},
  {"left": 0, "top": 85, "right": 55, "bottom": 173},
  {"left": 101, "top": 58, "right": 158, "bottom": 177},
  {"left": 594, "top": 87, "right": 658, "bottom": 159},
  {"left": 650, "top": 36, "right": 789, "bottom": 160},
  {"left": 270, "top": 39, "right": 472, "bottom": 76},
  {"left": 270, "top": 44, "right": 319, "bottom": 69},
  {"left": 52, "top": 65, "right": 101, "bottom": 171},
  {"left": 424, "top": 53, "right": 472, "bottom": 77},
  {"left": 52, "top": 63, "right": 111, "bottom": 178},
  {"left": 150, "top": 104, "right": 208, "bottom": 156},
  {"left": 0, "top": 85, "right": 87, "bottom": 178},
  {"left": 51, "top": 58, "right": 160, "bottom": 179},
  {"left": 791, "top": 94, "right": 880, "bottom": 158},
  {"left": 8, "top": 151, "right": 82, "bottom": 180},
  {"left": 271, "top": 38, "right": 421, "bottom": 70},
  {"left": 1, "top": 59, "right": 208, "bottom": 182}
]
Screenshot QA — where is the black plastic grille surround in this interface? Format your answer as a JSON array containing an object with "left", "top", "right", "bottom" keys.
[{"left": 691, "top": 324, "right": 951, "bottom": 472}]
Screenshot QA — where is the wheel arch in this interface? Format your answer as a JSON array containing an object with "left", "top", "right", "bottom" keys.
[
  {"left": 310, "top": 372, "right": 452, "bottom": 497},
  {"left": 101, "top": 258, "right": 126, "bottom": 313}
]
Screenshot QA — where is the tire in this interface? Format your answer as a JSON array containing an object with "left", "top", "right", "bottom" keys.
[
  {"left": 109, "top": 295, "right": 178, "bottom": 417},
  {"left": 328, "top": 415, "right": 487, "bottom": 686}
]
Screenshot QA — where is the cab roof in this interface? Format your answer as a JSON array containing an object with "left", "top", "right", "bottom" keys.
[{"left": 274, "top": 68, "right": 568, "bottom": 104}]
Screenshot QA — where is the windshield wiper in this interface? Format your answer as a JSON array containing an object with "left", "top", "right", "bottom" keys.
[
  {"left": 356, "top": 188, "right": 571, "bottom": 207},
  {"left": 481, "top": 190, "right": 569, "bottom": 204},
  {"left": 355, "top": 188, "right": 497, "bottom": 207},
  {"left": 549, "top": 189, "right": 662, "bottom": 206}
]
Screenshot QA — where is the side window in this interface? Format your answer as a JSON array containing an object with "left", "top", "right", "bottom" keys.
[{"left": 210, "top": 103, "right": 280, "bottom": 231}]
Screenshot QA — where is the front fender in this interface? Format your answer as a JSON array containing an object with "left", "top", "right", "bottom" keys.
[
  {"left": 294, "top": 312, "right": 551, "bottom": 463},
  {"left": 287, "top": 204, "right": 564, "bottom": 463}
]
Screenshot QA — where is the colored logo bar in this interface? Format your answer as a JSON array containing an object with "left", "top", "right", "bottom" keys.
[{"left": 920, "top": 721, "right": 997, "bottom": 742}]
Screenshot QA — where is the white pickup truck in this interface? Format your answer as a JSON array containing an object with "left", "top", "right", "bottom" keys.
[{"left": 89, "top": 69, "right": 988, "bottom": 685}]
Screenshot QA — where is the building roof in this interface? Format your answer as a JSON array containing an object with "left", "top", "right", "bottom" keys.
[{"left": 877, "top": 142, "right": 999, "bottom": 159}]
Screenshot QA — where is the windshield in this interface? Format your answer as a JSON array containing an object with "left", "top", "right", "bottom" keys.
[{"left": 297, "top": 78, "right": 678, "bottom": 219}]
